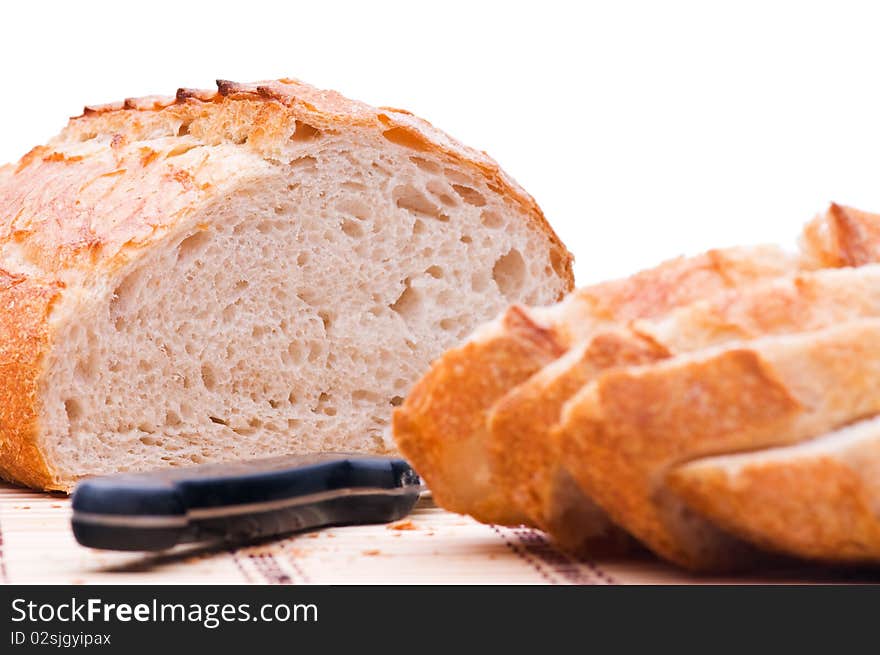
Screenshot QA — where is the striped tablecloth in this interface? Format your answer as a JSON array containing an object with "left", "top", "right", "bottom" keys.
[{"left": 0, "top": 483, "right": 875, "bottom": 585}]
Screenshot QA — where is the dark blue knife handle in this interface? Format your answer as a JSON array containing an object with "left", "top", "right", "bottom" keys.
[{"left": 71, "top": 454, "right": 422, "bottom": 551}]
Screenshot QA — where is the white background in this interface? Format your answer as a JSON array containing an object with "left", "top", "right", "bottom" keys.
[{"left": 2, "top": 0, "right": 879, "bottom": 284}]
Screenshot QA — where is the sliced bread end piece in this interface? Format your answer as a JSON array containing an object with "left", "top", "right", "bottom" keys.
[{"left": 669, "top": 416, "right": 880, "bottom": 564}]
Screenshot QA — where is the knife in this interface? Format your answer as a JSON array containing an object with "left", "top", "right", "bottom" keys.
[{"left": 71, "top": 453, "right": 423, "bottom": 551}]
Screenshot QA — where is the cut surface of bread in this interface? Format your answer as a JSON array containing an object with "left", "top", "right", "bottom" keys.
[
  {"left": 490, "top": 263, "right": 880, "bottom": 553},
  {"left": 0, "top": 78, "right": 573, "bottom": 491},
  {"left": 669, "top": 415, "right": 880, "bottom": 563},
  {"left": 557, "top": 319, "right": 880, "bottom": 570},
  {"left": 394, "top": 245, "right": 804, "bottom": 524}
]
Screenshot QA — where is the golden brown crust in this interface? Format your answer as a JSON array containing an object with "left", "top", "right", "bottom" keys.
[
  {"left": 557, "top": 347, "right": 799, "bottom": 570},
  {"left": 0, "top": 271, "right": 62, "bottom": 489},
  {"left": 0, "top": 77, "right": 573, "bottom": 491},
  {"left": 800, "top": 203, "right": 880, "bottom": 268},
  {"left": 669, "top": 454, "right": 880, "bottom": 563},
  {"left": 561, "top": 246, "right": 804, "bottom": 334},
  {"left": 558, "top": 320, "right": 880, "bottom": 570},
  {"left": 488, "top": 331, "right": 667, "bottom": 551},
  {"left": 59, "top": 79, "right": 572, "bottom": 289}
]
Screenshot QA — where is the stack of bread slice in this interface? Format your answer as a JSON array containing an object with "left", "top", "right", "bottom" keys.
[{"left": 394, "top": 203, "right": 880, "bottom": 571}]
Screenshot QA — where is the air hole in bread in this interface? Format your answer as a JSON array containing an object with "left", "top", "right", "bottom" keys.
[
  {"left": 342, "top": 181, "right": 367, "bottom": 192},
  {"left": 493, "top": 248, "right": 526, "bottom": 300},
  {"left": 480, "top": 210, "right": 504, "bottom": 229},
  {"left": 426, "top": 180, "right": 458, "bottom": 207},
  {"left": 209, "top": 416, "right": 228, "bottom": 426},
  {"left": 307, "top": 342, "right": 323, "bottom": 364},
  {"left": 201, "top": 363, "right": 217, "bottom": 391},
  {"left": 283, "top": 341, "right": 303, "bottom": 366},
  {"left": 390, "top": 278, "right": 420, "bottom": 320},
  {"left": 382, "top": 126, "right": 431, "bottom": 152},
  {"left": 176, "top": 230, "right": 211, "bottom": 266},
  {"left": 352, "top": 389, "right": 380, "bottom": 403},
  {"left": 337, "top": 197, "right": 370, "bottom": 220},
  {"left": 290, "top": 155, "right": 317, "bottom": 171},
  {"left": 177, "top": 121, "right": 192, "bottom": 137},
  {"left": 393, "top": 184, "right": 448, "bottom": 221},
  {"left": 425, "top": 265, "right": 443, "bottom": 279},
  {"left": 75, "top": 339, "right": 99, "bottom": 380},
  {"left": 341, "top": 218, "right": 364, "bottom": 238},
  {"left": 319, "top": 311, "right": 332, "bottom": 331},
  {"left": 452, "top": 184, "right": 486, "bottom": 207},
  {"left": 291, "top": 120, "right": 322, "bottom": 142},
  {"left": 412, "top": 219, "right": 426, "bottom": 236},
  {"left": 315, "top": 392, "right": 331, "bottom": 410},
  {"left": 297, "top": 289, "right": 320, "bottom": 307},
  {"left": 390, "top": 396, "right": 405, "bottom": 407},
  {"left": 64, "top": 399, "right": 83, "bottom": 423},
  {"left": 110, "top": 268, "right": 146, "bottom": 317},
  {"left": 439, "top": 317, "right": 456, "bottom": 332},
  {"left": 409, "top": 156, "right": 441, "bottom": 174}
]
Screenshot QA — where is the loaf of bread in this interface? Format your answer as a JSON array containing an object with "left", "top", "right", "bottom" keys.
[
  {"left": 0, "top": 78, "right": 573, "bottom": 491},
  {"left": 395, "top": 204, "right": 880, "bottom": 570}
]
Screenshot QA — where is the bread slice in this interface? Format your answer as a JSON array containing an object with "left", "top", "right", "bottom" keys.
[
  {"left": 557, "top": 319, "right": 880, "bottom": 570},
  {"left": 394, "top": 245, "right": 805, "bottom": 524},
  {"left": 487, "top": 330, "right": 667, "bottom": 551},
  {"left": 0, "top": 78, "right": 573, "bottom": 491},
  {"left": 490, "top": 263, "right": 880, "bottom": 553},
  {"left": 668, "top": 415, "right": 880, "bottom": 564}
]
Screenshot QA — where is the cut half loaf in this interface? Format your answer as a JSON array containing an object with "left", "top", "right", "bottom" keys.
[
  {"left": 394, "top": 244, "right": 805, "bottom": 524},
  {"left": 0, "top": 78, "right": 573, "bottom": 491}
]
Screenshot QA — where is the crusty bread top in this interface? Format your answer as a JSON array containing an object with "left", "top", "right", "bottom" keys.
[
  {"left": 800, "top": 203, "right": 880, "bottom": 268},
  {"left": 2, "top": 78, "right": 573, "bottom": 287},
  {"left": 548, "top": 244, "right": 804, "bottom": 345}
]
